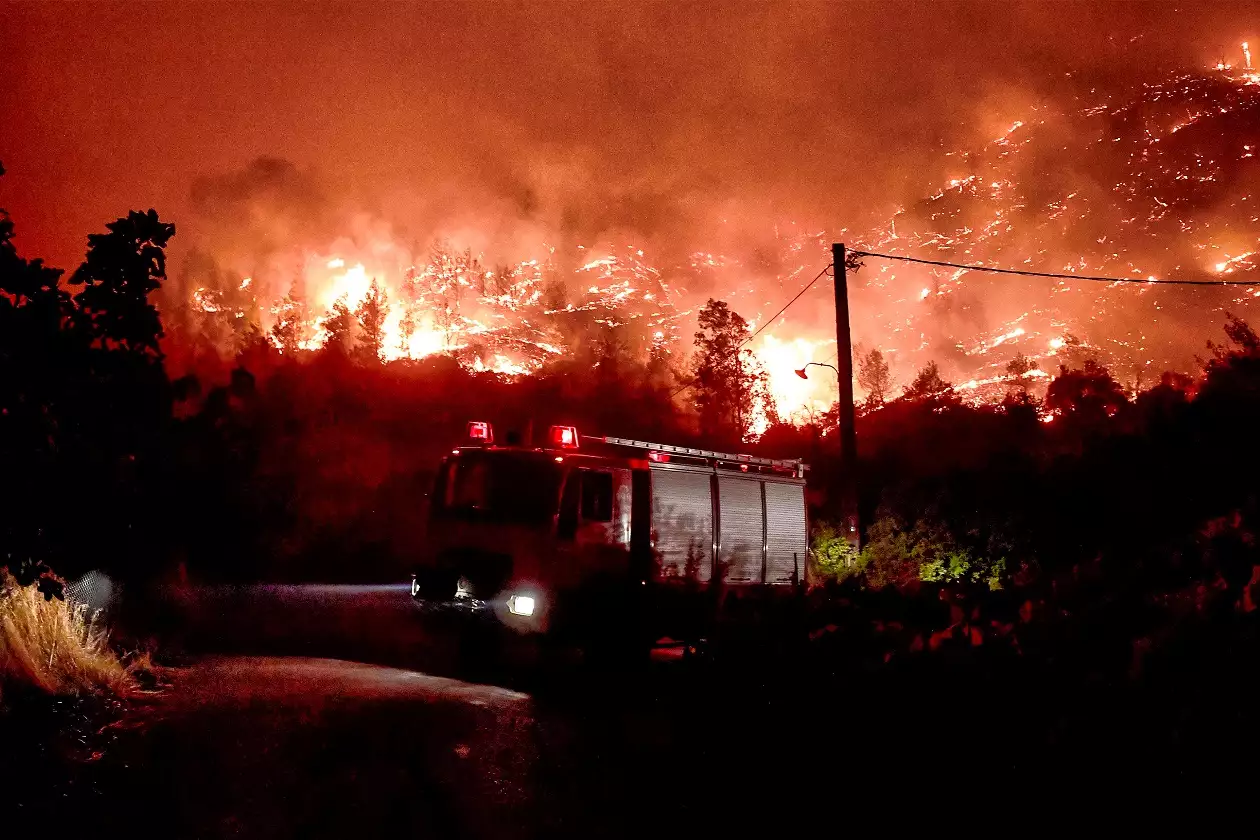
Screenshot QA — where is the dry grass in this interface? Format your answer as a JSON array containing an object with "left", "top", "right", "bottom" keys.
[{"left": 0, "top": 572, "right": 137, "bottom": 701}]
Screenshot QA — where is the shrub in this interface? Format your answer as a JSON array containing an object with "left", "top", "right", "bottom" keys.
[
  {"left": 810, "top": 521, "right": 864, "bottom": 582},
  {"left": 856, "top": 515, "right": 1007, "bottom": 591},
  {"left": 856, "top": 515, "right": 925, "bottom": 591},
  {"left": 919, "top": 550, "right": 1006, "bottom": 590},
  {"left": 0, "top": 572, "right": 135, "bottom": 701}
]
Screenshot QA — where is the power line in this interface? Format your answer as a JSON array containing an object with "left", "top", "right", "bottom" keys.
[
  {"left": 667, "top": 246, "right": 1256, "bottom": 403},
  {"left": 669, "top": 261, "right": 834, "bottom": 398},
  {"left": 741, "top": 263, "right": 833, "bottom": 348},
  {"left": 851, "top": 249, "right": 1260, "bottom": 286}
]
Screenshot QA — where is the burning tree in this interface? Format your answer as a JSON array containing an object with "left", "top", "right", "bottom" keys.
[
  {"left": 406, "top": 242, "right": 481, "bottom": 351},
  {"left": 270, "top": 288, "right": 309, "bottom": 355}
]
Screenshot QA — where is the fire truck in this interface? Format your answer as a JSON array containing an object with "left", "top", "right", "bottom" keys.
[{"left": 412, "top": 422, "right": 809, "bottom": 652}]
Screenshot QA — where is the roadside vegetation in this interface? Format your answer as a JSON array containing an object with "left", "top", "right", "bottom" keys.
[
  {"left": 0, "top": 572, "right": 135, "bottom": 700},
  {"left": 1, "top": 160, "right": 156, "bottom": 702},
  {"left": 794, "top": 318, "right": 1260, "bottom": 737}
]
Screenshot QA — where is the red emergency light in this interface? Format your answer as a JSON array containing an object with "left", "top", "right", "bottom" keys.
[
  {"left": 549, "top": 425, "right": 579, "bottom": 449},
  {"left": 467, "top": 421, "right": 494, "bottom": 444},
  {"left": 647, "top": 451, "right": 670, "bottom": 463}
]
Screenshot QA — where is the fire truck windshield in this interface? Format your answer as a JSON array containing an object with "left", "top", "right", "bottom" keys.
[{"left": 432, "top": 451, "right": 564, "bottom": 525}]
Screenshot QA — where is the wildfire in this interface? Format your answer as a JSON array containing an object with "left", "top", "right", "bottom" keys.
[
  {"left": 185, "top": 40, "right": 1260, "bottom": 426},
  {"left": 189, "top": 240, "right": 683, "bottom": 377}
]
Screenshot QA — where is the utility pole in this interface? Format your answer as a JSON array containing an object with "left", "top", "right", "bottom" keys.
[{"left": 832, "top": 242, "right": 860, "bottom": 547}]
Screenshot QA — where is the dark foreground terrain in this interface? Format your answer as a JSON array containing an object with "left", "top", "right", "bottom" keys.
[
  {"left": 12, "top": 585, "right": 837, "bottom": 838},
  {"left": 9, "top": 582, "right": 1260, "bottom": 837}
]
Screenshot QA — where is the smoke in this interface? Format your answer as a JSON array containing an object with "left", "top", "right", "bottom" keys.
[
  {"left": 14, "top": 1, "right": 1260, "bottom": 400},
  {"left": 190, "top": 157, "right": 333, "bottom": 250}
]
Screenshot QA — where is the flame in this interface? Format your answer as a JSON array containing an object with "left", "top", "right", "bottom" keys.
[
  {"left": 184, "top": 47, "right": 1260, "bottom": 429},
  {"left": 318, "top": 261, "right": 371, "bottom": 311},
  {"left": 756, "top": 334, "right": 835, "bottom": 420},
  {"left": 194, "top": 238, "right": 680, "bottom": 378},
  {"left": 1214, "top": 252, "right": 1255, "bottom": 275}
]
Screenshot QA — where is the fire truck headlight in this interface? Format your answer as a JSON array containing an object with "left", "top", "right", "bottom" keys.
[{"left": 506, "top": 594, "right": 536, "bottom": 617}]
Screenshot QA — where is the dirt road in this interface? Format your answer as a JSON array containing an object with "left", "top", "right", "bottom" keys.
[
  {"left": 70, "top": 584, "right": 813, "bottom": 838},
  {"left": 109, "top": 656, "right": 540, "bottom": 837},
  {"left": 86, "top": 649, "right": 822, "bottom": 839}
]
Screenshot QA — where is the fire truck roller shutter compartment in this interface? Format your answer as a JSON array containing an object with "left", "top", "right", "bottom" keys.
[
  {"left": 650, "top": 467, "right": 714, "bottom": 584},
  {"left": 718, "top": 475, "right": 764, "bottom": 584},
  {"left": 765, "top": 481, "right": 808, "bottom": 585}
]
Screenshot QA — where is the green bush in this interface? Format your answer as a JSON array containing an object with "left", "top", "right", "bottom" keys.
[
  {"left": 919, "top": 549, "right": 1006, "bottom": 590},
  {"left": 811, "top": 522, "right": 864, "bottom": 582},
  {"left": 852, "top": 515, "right": 1007, "bottom": 591}
]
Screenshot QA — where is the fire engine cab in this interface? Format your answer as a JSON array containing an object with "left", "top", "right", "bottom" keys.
[{"left": 412, "top": 422, "right": 809, "bottom": 650}]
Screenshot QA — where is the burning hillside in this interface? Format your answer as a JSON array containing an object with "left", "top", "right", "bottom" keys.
[
  {"left": 848, "top": 44, "right": 1260, "bottom": 402},
  {"left": 175, "top": 45, "right": 1260, "bottom": 419}
]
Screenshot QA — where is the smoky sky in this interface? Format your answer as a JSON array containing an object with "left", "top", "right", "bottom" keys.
[{"left": 6, "top": 0, "right": 1260, "bottom": 272}]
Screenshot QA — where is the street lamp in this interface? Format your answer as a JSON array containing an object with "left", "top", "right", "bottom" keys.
[{"left": 794, "top": 361, "right": 838, "bottom": 380}]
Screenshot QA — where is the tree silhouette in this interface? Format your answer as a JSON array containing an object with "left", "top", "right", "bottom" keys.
[
  {"left": 321, "top": 295, "right": 354, "bottom": 356},
  {"left": 903, "top": 360, "right": 950, "bottom": 401},
  {"left": 1006, "top": 352, "right": 1039, "bottom": 394},
  {"left": 69, "top": 209, "right": 174, "bottom": 358},
  {"left": 354, "top": 279, "right": 388, "bottom": 364},
  {"left": 1, "top": 162, "right": 73, "bottom": 579},
  {"left": 857, "top": 348, "right": 893, "bottom": 407},
  {"left": 1, "top": 170, "right": 175, "bottom": 579},
  {"left": 1205, "top": 312, "right": 1260, "bottom": 367},
  {"left": 1045, "top": 359, "right": 1129, "bottom": 426},
  {"left": 691, "top": 299, "right": 770, "bottom": 442}
]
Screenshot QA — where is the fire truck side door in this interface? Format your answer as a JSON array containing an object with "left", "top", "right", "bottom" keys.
[
  {"left": 574, "top": 468, "right": 619, "bottom": 546},
  {"left": 557, "top": 468, "right": 620, "bottom": 540},
  {"left": 558, "top": 468, "right": 632, "bottom": 581}
]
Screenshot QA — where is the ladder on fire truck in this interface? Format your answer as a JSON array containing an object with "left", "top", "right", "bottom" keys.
[{"left": 582, "top": 435, "right": 808, "bottom": 478}]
